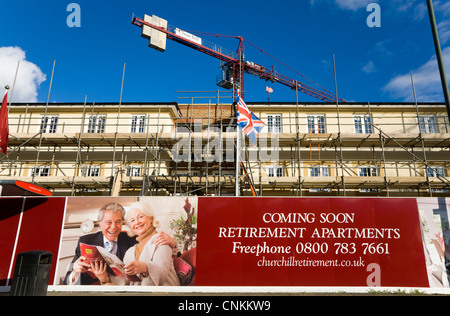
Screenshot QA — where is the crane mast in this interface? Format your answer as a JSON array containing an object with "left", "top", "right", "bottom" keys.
[{"left": 132, "top": 14, "right": 344, "bottom": 102}]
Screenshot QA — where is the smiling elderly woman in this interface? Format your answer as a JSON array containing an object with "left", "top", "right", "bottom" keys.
[{"left": 118, "top": 201, "right": 180, "bottom": 286}]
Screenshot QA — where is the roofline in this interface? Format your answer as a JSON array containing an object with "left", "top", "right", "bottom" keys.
[
  {"left": 10, "top": 101, "right": 446, "bottom": 106},
  {"left": 10, "top": 101, "right": 179, "bottom": 106},
  {"left": 246, "top": 101, "right": 446, "bottom": 106},
  {"left": 10, "top": 101, "right": 183, "bottom": 118}
]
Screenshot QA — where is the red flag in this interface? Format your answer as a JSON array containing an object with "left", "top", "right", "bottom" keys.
[{"left": 0, "top": 90, "right": 9, "bottom": 154}]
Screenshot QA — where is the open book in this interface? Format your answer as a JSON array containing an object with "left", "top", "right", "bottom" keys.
[{"left": 80, "top": 243, "right": 140, "bottom": 282}]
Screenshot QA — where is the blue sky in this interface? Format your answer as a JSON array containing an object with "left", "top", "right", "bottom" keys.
[{"left": 1, "top": 0, "right": 450, "bottom": 104}]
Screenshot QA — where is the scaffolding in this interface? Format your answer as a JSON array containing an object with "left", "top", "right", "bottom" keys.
[{"left": 1, "top": 91, "right": 449, "bottom": 197}]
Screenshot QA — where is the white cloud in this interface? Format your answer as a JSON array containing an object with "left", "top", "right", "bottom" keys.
[
  {"left": 334, "top": 0, "right": 372, "bottom": 11},
  {"left": 393, "top": 0, "right": 416, "bottom": 12},
  {"left": 0, "top": 47, "right": 46, "bottom": 103},
  {"left": 315, "top": 0, "right": 449, "bottom": 17},
  {"left": 413, "top": 3, "right": 428, "bottom": 21},
  {"left": 309, "top": 0, "right": 372, "bottom": 11},
  {"left": 401, "top": 0, "right": 450, "bottom": 20},
  {"left": 383, "top": 47, "right": 450, "bottom": 101},
  {"left": 438, "top": 20, "right": 450, "bottom": 44},
  {"left": 436, "top": 0, "right": 450, "bottom": 16},
  {"left": 362, "top": 60, "right": 377, "bottom": 73}
]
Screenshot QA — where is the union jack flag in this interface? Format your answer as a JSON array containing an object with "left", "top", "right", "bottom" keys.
[{"left": 236, "top": 96, "right": 265, "bottom": 146}]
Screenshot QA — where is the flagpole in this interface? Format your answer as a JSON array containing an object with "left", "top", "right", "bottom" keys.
[
  {"left": 8, "top": 60, "right": 20, "bottom": 115},
  {"left": 235, "top": 99, "right": 240, "bottom": 197},
  {"left": 33, "top": 60, "right": 55, "bottom": 184},
  {"left": 111, "top": 62, "right": 126, "bottom": 195},
  {"left": 235, "top": 47, "right": 243, "bottom": 197},
  {"left": 235, "top": 93, "right": 266, "bottom": 197}
]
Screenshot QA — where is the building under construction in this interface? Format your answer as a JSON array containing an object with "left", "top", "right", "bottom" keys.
[
  {"left": 1, "top": 13, "right": 448, "bottom": 197},
  {"left": 1, "top": 91, "right": 449, "bottom": 197}
]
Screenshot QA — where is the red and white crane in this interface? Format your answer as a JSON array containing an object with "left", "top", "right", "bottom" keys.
[{"left": 132, "top": 14, "right": 344, "bottom": 102}]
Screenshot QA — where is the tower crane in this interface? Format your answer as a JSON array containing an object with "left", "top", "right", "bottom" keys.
[
  {"left": 132, "top": 14, "right": 344, "bottom": 197},
  {"left": 132, "top": 14, "right": 344, "bottom": 102}
]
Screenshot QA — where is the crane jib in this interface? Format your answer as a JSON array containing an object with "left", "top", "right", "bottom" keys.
[{"left": 132, "top": 15, "right": 344, "bottom": 103}]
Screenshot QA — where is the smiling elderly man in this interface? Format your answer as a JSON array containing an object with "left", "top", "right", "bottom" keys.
[{"left": 64, "top": 202, "right": 137, "bottom": 285}]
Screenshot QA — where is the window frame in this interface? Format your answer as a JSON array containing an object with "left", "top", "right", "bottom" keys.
[
  {"left": 267, "top": 114, "right": 282, "bottom": 133},
  {"left": 353, "top": 115, "right": 373, "bottom": 134},
  {"left": 307, "top": 115, "right": 326, "bottom": 134},
  {"left": 87, "top": 115, "right": 107, "bottom": 133},
  {"left": 39, "top": 115, "right": 59, "bottom": 134},
  {"left": 418, "top": 115, "right": 438, "bottom": 134},
  {"left": 130, "top": 115, "right": 146, "bottom": 133}
]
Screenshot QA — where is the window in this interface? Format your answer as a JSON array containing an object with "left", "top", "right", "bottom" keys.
[
  {"left": 31, "top": 166, "right": 50, "bottom": 177},
  {"left": 308, "top": 165, "right": 330, "bottom": 177},
  {"left": 426, "top": 166, "right": 448, "bottom": 193},
  {"left": 418, "top": 115, "right": 438, "bottom": 133},
  {"left": 80, "top": 165, "right": 101, "bottom": 177},
  {"left": 354, "top": 115, "right": 373, "bottom": 134},
  {"left": 87, "top": 115, "right": 106, "bottom": 133},
  {"left": 308, "top": 166, "right": 331, "bottom": 192},
  {"left": 307, "top": 115, "right": 326, "bottom": 133},
  {"left": 426, "top": 166, "right": 446, "bottom": 178},
  {"left": 131, "top": 115, "right": 146, "bottom": 133},
  {"left": 126, "top": 165, "right": 142, "bottom": 177},
  {"left": 40, "top": 116, "right": 58, "bottom": 133},
  {"left": 267, "top": 114, "right": 282, "bottom": 133},
  {"left": 358, "top": 166, "right": 380, "bottom": 192},
  {"left": 266, "top": 166, "right": 283, "bottom": 177},
  {"left": 358, "top": 166, "right": 378, "bottom": 177}
]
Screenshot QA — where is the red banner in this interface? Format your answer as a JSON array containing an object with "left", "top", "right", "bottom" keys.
[
  {"left": 1, "top": 196, "right": 445, "bottom": 290},
  {"left": 196, "top": 197, "right": 429, "bottom": 287}
]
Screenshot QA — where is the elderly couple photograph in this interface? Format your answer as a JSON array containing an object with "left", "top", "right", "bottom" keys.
[{"left": 61, "top": 197, "right": 196, "bottom": 286}]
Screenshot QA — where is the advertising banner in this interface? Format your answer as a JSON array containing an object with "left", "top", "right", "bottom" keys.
[
  {"left": 196, "top": 197, "right": 429, "bottom": 287},
  {"left": 417, "top": 197, "right": 450, "bottom": 288},
  {"left": 0, "top": 196, "right": 449, "bottom": 291},
  {"left": 56, "top": 196, "right": 197, "bottom": 286}
]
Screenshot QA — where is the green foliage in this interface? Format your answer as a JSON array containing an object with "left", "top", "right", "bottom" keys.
[{"left": 169, "top": 198, "right": 197, "bottom": 252}]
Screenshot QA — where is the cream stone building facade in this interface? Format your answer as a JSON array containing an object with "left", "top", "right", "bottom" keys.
[{"left": 1, "top": 97, "right": 449, "bottom": 197}]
